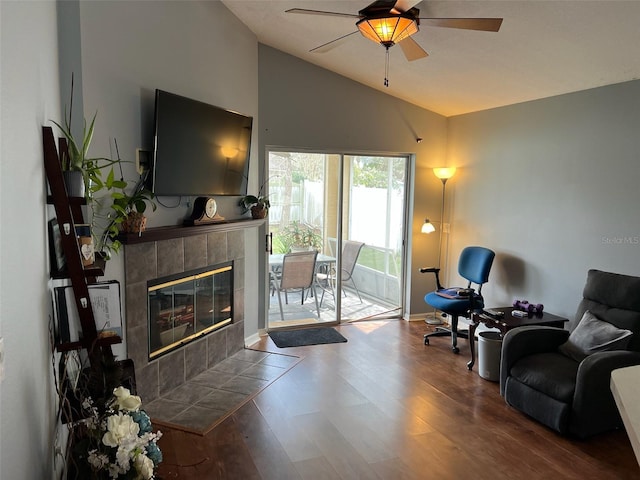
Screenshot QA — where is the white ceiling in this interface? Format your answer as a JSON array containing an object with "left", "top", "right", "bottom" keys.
[{"left": 221, "top": 0, "right": 640, "bottom": 117}]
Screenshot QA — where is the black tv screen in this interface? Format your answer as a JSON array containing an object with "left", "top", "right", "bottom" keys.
[{"left": 152, "top": 90, "right": 252, "bottom": 196}]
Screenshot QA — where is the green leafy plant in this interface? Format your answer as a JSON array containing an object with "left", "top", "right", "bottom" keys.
[
  {"left": 52, "top": 78, "right": 156, "bottom": 258},
  {"left": 51, "top": 112, "right": 98, "bottom": 172},
  {"left": 52, "top": 76, "right": 122, "bottom": 197},
  {"left": 53, "top": 119, "right": 156, "bottom": 257},
  {"left": 276, "top": 221, "right": 323, "bottom": 252},
  {"left": 239, "top": 193, "right": 270, "bottom": 213},
  {"left": 103, "top": 176, "right": 156, "bottom": 250},
  {"left": 97, "top": 149, "right": 156, "bottom": 255},
  {"left": 239, "top": 176, "right": 274, "bottom": 217},
  {"left": 113, "top": 185, "right": 156, "bottom": 217},
  {"left": 53, "top": 112, "right": 124, "bottom": 196}
]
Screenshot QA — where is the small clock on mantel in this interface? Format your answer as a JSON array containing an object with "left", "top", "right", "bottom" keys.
[{"left": 185, "top": 197, "right": 225, "bottom": 226}]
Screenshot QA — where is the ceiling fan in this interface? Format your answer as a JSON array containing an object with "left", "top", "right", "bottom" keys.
[{"left": 286, "top": 0, "right": 503, "bottom": 86}]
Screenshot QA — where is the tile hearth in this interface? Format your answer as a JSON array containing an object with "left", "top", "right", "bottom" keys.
[{"left": 145, "top": 348, "right": 299, "bottom": 434}]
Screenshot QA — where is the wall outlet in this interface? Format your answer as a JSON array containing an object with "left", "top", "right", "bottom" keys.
[{"left": 0, "top": 337, "right": 5, "bottom": 382}]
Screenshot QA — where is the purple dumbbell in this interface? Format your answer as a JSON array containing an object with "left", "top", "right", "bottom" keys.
[
  {"left": 512, "top": 299, "right": 544, "bottom": 314},
  {"left": 524, "top": 302, "right": 544, "bottom": 313},
  {"left": 512, "top": 299, "right": 527, "bottom": 310}
]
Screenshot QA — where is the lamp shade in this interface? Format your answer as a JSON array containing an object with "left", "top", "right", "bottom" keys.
[
  {"left": 433, "top": 167, "right": 456, "bottom": 180},
  {"left": 357, "top": 15, "right": 418, "bottom": 46},
  {"left": 221, "top": 146, "right": 238, "bottom": 159},
  {"left": 421, "top": 219, "right": 436, "bottom": 234}
]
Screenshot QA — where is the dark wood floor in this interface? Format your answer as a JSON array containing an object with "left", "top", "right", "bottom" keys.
[{"left": 155, "top": 320, "right": 639, "bottom": 479}]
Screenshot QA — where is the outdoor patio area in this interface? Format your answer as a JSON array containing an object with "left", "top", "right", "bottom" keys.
[{"left": 267, "top": 284, "right": 400, "bottom": 328}]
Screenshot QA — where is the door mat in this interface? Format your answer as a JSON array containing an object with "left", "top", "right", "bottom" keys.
[{"left": 269, "top": 327, "right": 348, "bottom": 348}]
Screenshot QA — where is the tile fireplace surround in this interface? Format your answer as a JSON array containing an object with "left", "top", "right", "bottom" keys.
[{"left": 122, "top": 221, "right": 259, "bottom": 403}]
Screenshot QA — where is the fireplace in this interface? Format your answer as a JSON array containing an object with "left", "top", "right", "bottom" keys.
[
  {"left": 122, "top": 225, "right": 250, "bottom": 402},
  {"left": 148, "top": 262, "right": 233, "bottom": 360}
]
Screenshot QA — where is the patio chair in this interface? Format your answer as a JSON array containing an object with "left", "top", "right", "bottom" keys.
[
  {"left": 318, "top": 240, "right": 365, "bottom": 306},
  {"left": 270, "top": 250, "right": 320, "bottom": 321}
]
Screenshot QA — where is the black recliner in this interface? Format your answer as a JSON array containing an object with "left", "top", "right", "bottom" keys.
[{"left": 500, "top": 269, "right": 640, "bottom": 438}]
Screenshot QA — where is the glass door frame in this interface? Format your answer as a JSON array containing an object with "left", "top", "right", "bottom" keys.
[{"left": 262, "top": 147, "right": 411, "bottom": 329}]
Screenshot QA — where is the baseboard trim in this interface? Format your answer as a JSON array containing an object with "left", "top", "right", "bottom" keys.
[
  {"left": 245, "top": 332, "right": 262, "bottom": 347},
  {"left": 409, "top": 312, "right": 451, "bottom": 325}
]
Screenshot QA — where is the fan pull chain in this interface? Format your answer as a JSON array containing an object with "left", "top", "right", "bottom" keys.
[{"left": 384, "top": 47, "right": 390, "bottom": 87}]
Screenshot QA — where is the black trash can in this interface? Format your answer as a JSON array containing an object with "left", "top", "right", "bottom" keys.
[{"left": 478, "top": 331, "right": 502, "bottom": 382}]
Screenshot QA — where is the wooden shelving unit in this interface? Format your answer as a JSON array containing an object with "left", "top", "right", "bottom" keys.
[{"left": 43, "top": 126, "right": 121, "bottom": 366}]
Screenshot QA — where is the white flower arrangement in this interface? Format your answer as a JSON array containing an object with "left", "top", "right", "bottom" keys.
[{"left": 74, "top": 386, "right": 162, "bottom": 479}]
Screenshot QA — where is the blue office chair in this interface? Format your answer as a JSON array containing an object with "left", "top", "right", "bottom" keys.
[{"left": 420, "top": 246, "right": 495, "bottom": 353}]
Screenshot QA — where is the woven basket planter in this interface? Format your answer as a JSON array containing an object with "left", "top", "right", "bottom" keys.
[
  {"left": 121, "top": 212, "right": 147, "bottom": 234},
  {"left": 251, "top": 206, "right": 268, "bottom": 219}
]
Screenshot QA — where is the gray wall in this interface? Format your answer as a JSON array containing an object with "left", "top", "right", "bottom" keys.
[
  {"left": 447, "top": 80, "right": 640, "bottom": 321},
  {"left": 76, "top": 0, "right": 259, "bottom": 228},
  {"left": 258, "top": 45, "right": 449, "bottom": 322},
  {"left": 1, "top": 2, "right": 61, "bottom": 479},
  {"left": 70, "top": 0, "right": 262, "bottom": 342},
  {"left": 1, "top": 3, "right": 260, "bottom": 477}
]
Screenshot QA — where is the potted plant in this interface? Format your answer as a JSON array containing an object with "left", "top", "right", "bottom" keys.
[
  {"left": 53, "top": 111, "right": 117, "bottom": 199},
  {"left": 277, "top": 221, "right": 323, "bottom": 252},
  {"left": 67, "top": 384, "right": 163, "bottom": 478},
  {"left": 53, "top": 115, "right": 155, "bottom": 257},
  {"left": 239, "top": 193, "right": 270, "bottom": 219},
  {"left": 111, "top": 180, "right": 157, "bottom": 235},
  {"left": 52, "top": 87, "right": 155, "bottom": 258},
  {"left": 52, "top": 77, "right": 120, "bottom": 199},
  {"left": 239, "top": 177, "right": 271, "bottom": 219}
]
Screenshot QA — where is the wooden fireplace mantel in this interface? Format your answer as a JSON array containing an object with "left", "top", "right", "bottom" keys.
[{"left": 117, "top": 218, "right": 265, "bottom": 245}]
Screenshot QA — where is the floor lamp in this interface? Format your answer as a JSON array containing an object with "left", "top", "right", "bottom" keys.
[{"left": 422, "top": 167, "right": 456, "bottom": 325}]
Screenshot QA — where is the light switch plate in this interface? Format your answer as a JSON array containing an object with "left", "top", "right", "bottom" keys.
[{"left": 135, "top": 149, "right": 151, "bottom": 175}]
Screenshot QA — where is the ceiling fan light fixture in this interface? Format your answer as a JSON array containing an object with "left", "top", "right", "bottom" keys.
[{"left": 357, "top": 15, "right": 418, "bottom": 47}]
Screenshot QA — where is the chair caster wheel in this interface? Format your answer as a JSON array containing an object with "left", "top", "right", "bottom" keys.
[
  {"left": 424, "top": 337, "right": 430, "bottom": 345},
  {"left": 452, "top": 346, "right": 460, "bottom": 354}
]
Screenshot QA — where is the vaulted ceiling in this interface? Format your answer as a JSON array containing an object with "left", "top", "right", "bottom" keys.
[{"left": 222, "top": 0, "right": 640, "bottom": 117}]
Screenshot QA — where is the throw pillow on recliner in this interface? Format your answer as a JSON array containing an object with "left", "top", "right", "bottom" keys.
[{"left": 558, "top": 310, "right": 633, "bottom": 362}]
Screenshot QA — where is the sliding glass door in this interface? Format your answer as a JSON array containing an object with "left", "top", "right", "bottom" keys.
[{"left": 266, "top": 150, "right": 408, "bottom": 329}]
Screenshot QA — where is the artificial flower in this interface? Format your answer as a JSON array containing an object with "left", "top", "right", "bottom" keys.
[
  {"left": 72, "top": 386, "right": 162, "bottom": 478},
  {"left": 145, "top": 440, "right": 163, "bottom": 466},
  {"left": 134, "top": 453, "right": 155, "bottom": 479},
  {"left": 112, "top": 386, "right": 142, "bottom": 411},
  {"left": 131, "top": 410, "right": 152, "bottom": 434},
  {"left": 102, "top": 412, "right": 140, "bottom": 448},
  {"left": 87, "top": 450, "right": 109, "bottom": 470}
]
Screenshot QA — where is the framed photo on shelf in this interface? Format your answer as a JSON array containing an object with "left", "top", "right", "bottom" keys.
[
  {"left": 48, "top": 218, "right": 66, "bottom": 275},
  {"left": 54, "top": 281, "right": 123, "bottom": 344},
  {"left": 75, "top": 224, "right": 94, "bottom": 267}
]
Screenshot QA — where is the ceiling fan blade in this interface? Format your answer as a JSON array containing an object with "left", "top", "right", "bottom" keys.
[
  {"left": 398, "top": 36, "right": 429, "bottom": 61},
  {"left": 285, "top": 8, "right": 359, "bottom": 19},
  {"left": 420, "top": 18, "right": 503, "bottom": 32},
  {"left": 310, "top": 31, "right": 360, "bottom": 53},
  {"left": 361, "top": 1, "right": 396, "bottom": 11},
  {"left": 360, "top": 0, "right": 406, "bottom": 16},
  {"left": 392, "top": 0, "right": 422, "bottom": 14}
]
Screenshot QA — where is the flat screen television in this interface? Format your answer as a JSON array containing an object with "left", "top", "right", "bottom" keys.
[{"left": 151, "top": 89, "right": 252, "bottom": 196}]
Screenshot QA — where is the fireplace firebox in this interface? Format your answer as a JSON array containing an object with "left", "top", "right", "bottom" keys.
[{"left": 148, "top": 262, "right": 233, "bottom": 360}]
